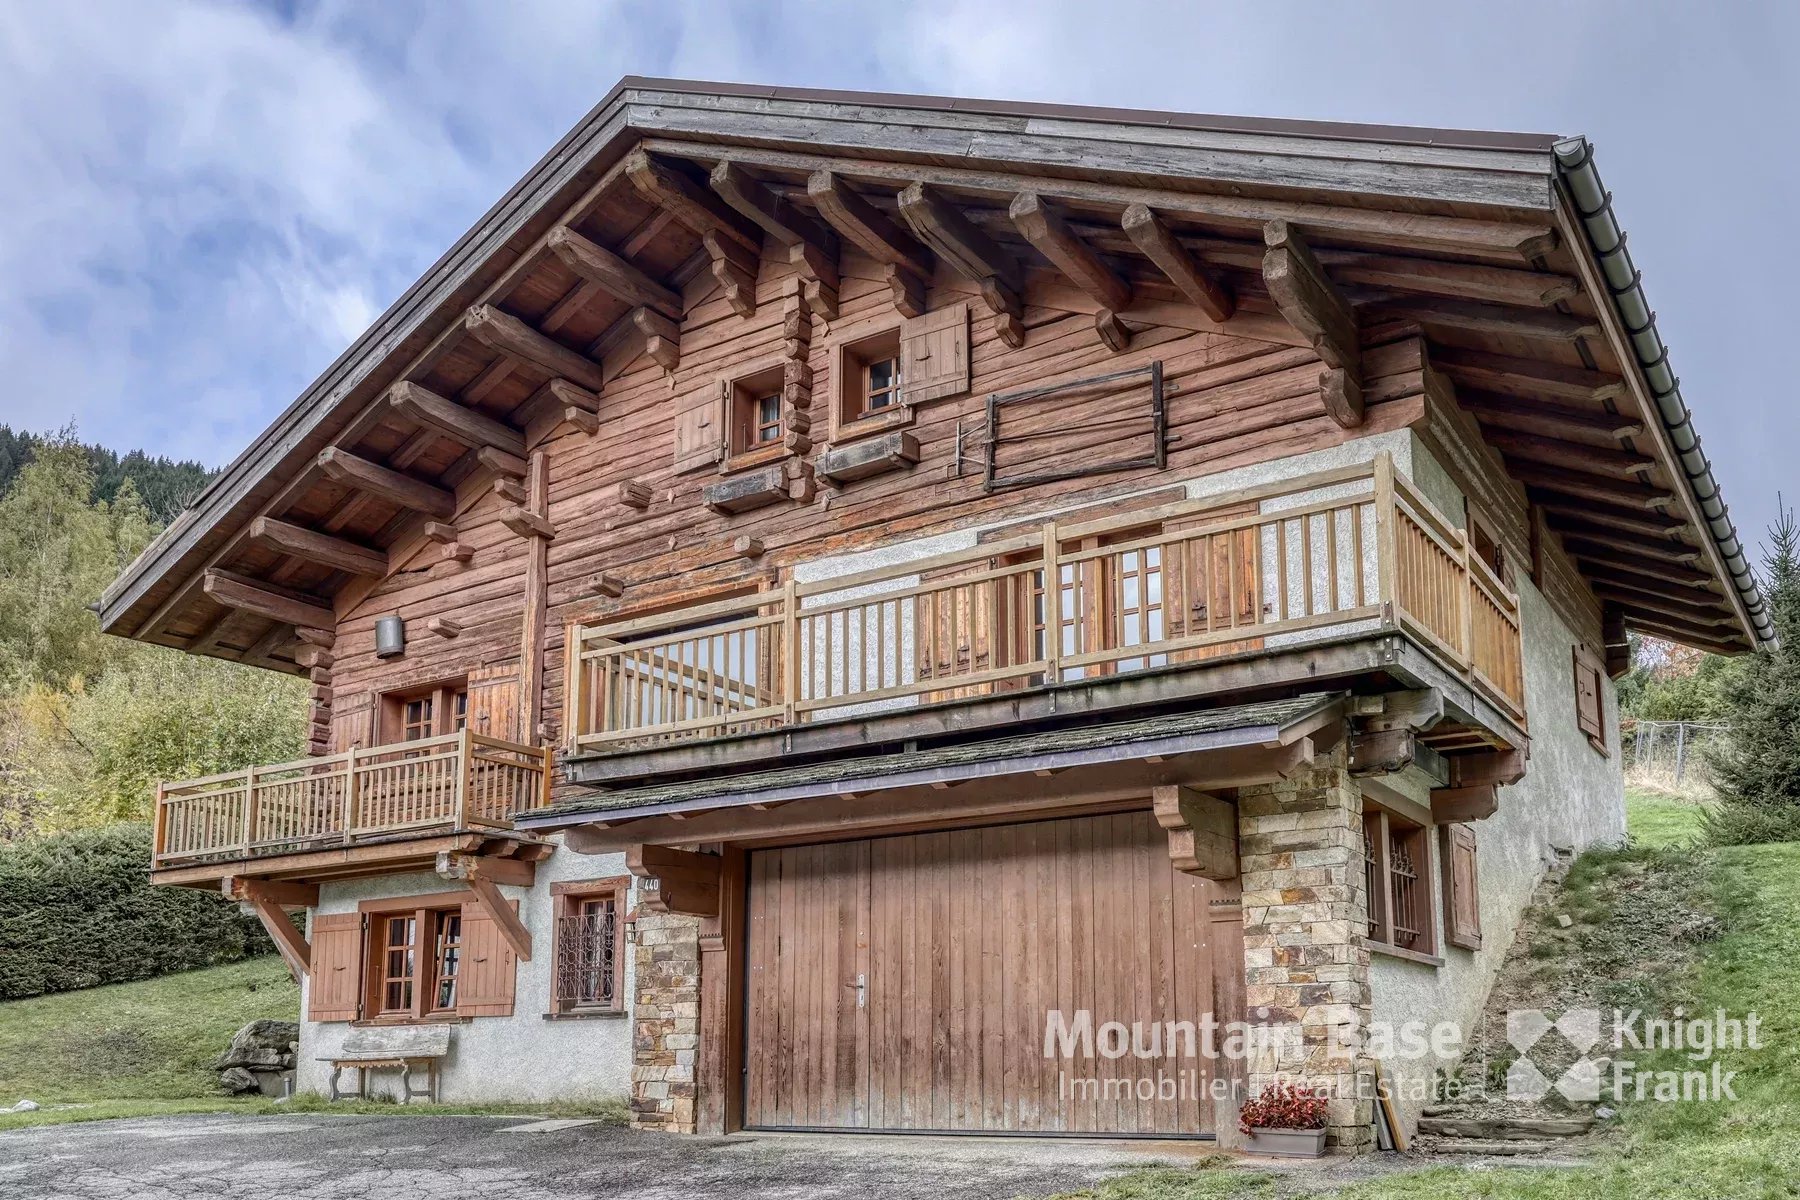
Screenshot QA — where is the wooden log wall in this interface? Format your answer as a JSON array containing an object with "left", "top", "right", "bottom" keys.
[{"left": 327, "top": 248, "right": 1436, "bottom": 798}]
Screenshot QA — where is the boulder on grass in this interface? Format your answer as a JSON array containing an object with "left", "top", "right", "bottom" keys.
[
  {"left": 214, "top": 1019, "right": 300, "bottom": 1071},
  {"left": 218, "top": 1067, "right": 260, "bottom": 1094}
]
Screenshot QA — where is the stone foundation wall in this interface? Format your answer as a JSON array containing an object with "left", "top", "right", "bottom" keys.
[
  {"left": 1237, "top": 748, "right": 1374, "bottom": 1153},
  {"left": 630, "top": 911, "right": 702, "bottom": 1132}
]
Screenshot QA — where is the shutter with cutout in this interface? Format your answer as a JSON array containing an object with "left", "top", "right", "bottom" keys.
[
  {"left": 1572, "top": 646, "right": 1605, "bottom": 750},
  {"left": 456, "top": 897, "right": 519, "bottom": 1017},
  {"left": 900, "top": 302, "right": 971, "bottom": 404},
  {"left": 328, "top": 692, "right": 375, "bottom": 753},
  {"left": 672, "top": 381, "right": 728, "bottom": 473},
  {"left": 1440, "top": 824, "right": 1483, "bottom": 951},
  {"left": 307, "top": 912, "right": 364, "bottom": 1022},
  {"left": 1165, "top": 502, "right": 1263, "bottom": 662},
  {"left": 467, "top": 661, "right": 522, "bottom": 744}
]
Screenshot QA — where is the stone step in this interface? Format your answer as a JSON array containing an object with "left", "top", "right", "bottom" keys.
[
  {"left": 1417, "top": 1115, "right": 1593, "bottom": 1141},
  {"left": 1420, "top": 1137, "right": 1555, "bottom": 1156}
]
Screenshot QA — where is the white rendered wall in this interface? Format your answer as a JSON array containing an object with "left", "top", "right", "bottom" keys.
[{"left": 294, "top": 836, "right": 637, "bottom": 1104}]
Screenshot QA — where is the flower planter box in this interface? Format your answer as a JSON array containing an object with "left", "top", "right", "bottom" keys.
[{"left": 1244, "top": 1127, "right": 1327, "bottom": 1158}]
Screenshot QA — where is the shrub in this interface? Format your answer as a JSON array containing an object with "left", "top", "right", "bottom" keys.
[
  {"left": 0, "top": 823, "right": 271, "bottom": 1000},
  {"left": 1238, "top": 1083, "right": 1327, "bottom": 1133}
]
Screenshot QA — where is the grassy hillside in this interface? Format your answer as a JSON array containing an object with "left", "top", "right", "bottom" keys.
[{"left": 0, "top": 957, "right": 297, "bottom": 1110}]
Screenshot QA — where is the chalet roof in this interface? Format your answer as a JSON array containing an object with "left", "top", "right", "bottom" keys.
[
  {"left": 97, "top": 77, "right": 1771, "bottom": 662},
  {"left": 516, "top": 692, "right": 1342, "bottom": 828}
]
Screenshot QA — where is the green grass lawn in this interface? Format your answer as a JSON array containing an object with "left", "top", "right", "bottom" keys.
[{"left": 1051, "top": 795, "right": 1800, "bottom": 1200}]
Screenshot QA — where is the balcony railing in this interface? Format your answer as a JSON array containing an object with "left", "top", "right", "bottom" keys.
[
  {"left": 566, "top": 453, "right": 1526, "bottom": 753},
  {"left": 152, "top": 731, "right": 552, "bottom": 869}
]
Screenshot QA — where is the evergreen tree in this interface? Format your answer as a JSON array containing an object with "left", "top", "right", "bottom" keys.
[{"left": 1707, "top": 503, "right": 1800, "bottom": 844}]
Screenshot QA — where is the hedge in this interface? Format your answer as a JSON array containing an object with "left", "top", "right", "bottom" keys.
[{"left": 0, "top": 823, "right": 272, "bottom": 1000}]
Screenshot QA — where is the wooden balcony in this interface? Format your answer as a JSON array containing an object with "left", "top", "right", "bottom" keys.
[
  {"left": 567, "top": 454, "right": 1526, "bottom": 761},
  {"left": 152, "top": 732, "right": 552, "bottom": 873}
]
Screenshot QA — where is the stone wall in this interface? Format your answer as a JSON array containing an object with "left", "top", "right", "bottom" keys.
[
  {"left": 630, "top": 910, "right": 702, "bottom": 1132},
  {"left": 1237, "top": 747, "right": 1374, "bottom": 1153}
]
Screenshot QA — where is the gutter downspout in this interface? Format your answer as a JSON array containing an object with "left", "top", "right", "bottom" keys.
[{"left": 1554, "top": 137, "right": 1774, "bottom": 648}]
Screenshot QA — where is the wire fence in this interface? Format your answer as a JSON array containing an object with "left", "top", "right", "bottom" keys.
[{"left": 1623, "top": 719, "right": 1731, "bottom": 797}]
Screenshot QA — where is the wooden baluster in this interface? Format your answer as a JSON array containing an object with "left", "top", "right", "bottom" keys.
[
  {"left": 457, "top": 729, "right": 472, "bottom": 827},
  {"left": 1041, "top": 521, "right": 1062, "bottom": 682},
  {"left": 1374, "top": 453, "right": 1397, "bottom": 624},
  {"left": 342, "top": 747, "right": 359, "bottom": 843},
  {"left": 782, "top": 577, "right": 800, "bottom": 724}
]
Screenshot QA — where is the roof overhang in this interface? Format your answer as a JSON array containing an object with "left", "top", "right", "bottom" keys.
[{"left": 98, "top": 77, "right": 1766, "bottom": 657}]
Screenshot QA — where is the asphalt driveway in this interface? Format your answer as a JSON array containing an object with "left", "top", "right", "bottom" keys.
[{"left": 0, "top": 1113, "right": 1219, "bottom": 1200}]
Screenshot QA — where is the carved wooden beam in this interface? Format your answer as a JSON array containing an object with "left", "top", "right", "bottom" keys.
[
  {"left": 806, "top": 170, "right": 931, "bottom": 317},
  {"left": 436, "top": 850, "right": 537, "bottom": 889},
  {"left": 426, "top": 616, "right": 462, "bottom": 638},
  {"left": 1512, "top": 463, "right": 1673, "bottom": 510},
  {"left": 225, "top": 877, "right": 320, "bottom": 908},
  {"left": 1120, "top": 203, "right": 1233, "bottom": 322},
  {"left": 250, "top": 517, "right": 386, "bottom": 578},
  {"left": 386, "top": 380, "right": 524, "bottom": 456},
  {"left": 625, "top": 149, "right": 760, "bottom": 254},
  {"left": 1530, "top": 491, "right": 1688, "bottom": 538},
  {"left": 1432, "top": 346, "right": 1626, "bottom": 405},
  {"left": 501, "top": 505, "right": 555, "bottom": 541},
  {"left": 898, "top": 182, "right": 1025, "bottom": 348},
  {"left": 1431, "top": 783, "right": 1498, "bottom": 823},
  {"left": 1592, "top": 583, "right": 1737, "bottom": 626},
  {"left": 544, "top": 225, "right": 683, "bottom": 319},
  {"left": 1448, "top": 749, "right": 1527, "bottom": 789},
  {"left": 1010, "top": 192, "right": 1132, "bottom": 350},
  {"left": 1150, "top": 786, "right": 1237, "bottom": 879},
  {"left": 711, "top": 160, "right": 839, "bottom": 318},
  {"left": 463, "top": 304, "right": 606, "bottom": 392},
  {"left": 202, "top": 569, "right": 335, "bottom": 630},
  {"left": 1361, "top": 298, "right": 1598, "bottom": 343},
  {"left": 316, "top": 447, "right": 455, "bottom": 518},
  {"left": 1263, "top": 219, "right": 1363, "bottom": 428},
  {"left": 632, "top": 307, "right": 681, "bottom": 372},
  {"left": 626, "top": 844, "right": 722, "bottom": 916},
  {"left": 1494, "top": 437, "right": 1656, "bottom": 482},
  {"left": 1547, "top": 521, "right": 1702, "bottom": 564},
  {"left": 475, "top": 445, "right": 529, "bottom": 480},
  {"left": 1460, "top": 391, "right": 1646, "bottom": 440}
]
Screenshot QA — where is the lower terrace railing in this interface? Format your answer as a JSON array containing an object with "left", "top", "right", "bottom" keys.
[
  {"left": 152, "top": 731, "right": 552, "bottom": 868},
  {"left": 567, "top": 454, "right": 1526, "bottom": 752}
]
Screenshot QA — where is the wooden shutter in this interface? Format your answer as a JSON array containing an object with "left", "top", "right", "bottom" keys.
[
  {"left": 1441, "top": 824, "right": 1483, "bottom": 951},
  {"left": 467, "top": 661, "right": 522, "bottom": 744},
  {"left": 456, "top": 897, "right": 519, "bottom": 1017},
  {"left": 308, "top": 913, "right": 364, "bottom": 1022},
  {"left": 672, "top": 381, "right": 728, "bottom": 473},
  {"left": 328, "top": 692, "right": 375, "bottom": 753},
  {"left": 900, "top": 302, "right": 970, "bottom": 404},
  {"left": 1572, "top": 645, "right": 1605, "bottom": 750},
  {"left": 1166, "top": 502, "right": 1262, "bottom": 662}
]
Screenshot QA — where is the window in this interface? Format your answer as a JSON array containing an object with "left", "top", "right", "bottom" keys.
[
  {"left": 369, "top": 903, "right": 464, "bottom": 1020},
  {"left": 1363, "top": 803, "right": 1438, "bottom": 960},
  {"left": 835, "top": 328, "right": 906, "bottom": 434},
  {"left": 728, "top": 364, "right": 788, "bottom": 459},
  {"left": 381, "top": 679, "right": 468, "bottom": 743},
  {"left": 550, "top": 877, "right": 630, "bottom": 1015}
]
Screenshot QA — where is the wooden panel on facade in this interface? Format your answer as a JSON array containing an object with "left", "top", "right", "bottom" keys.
[{"left": 744, "top": 810, "right": 1237, "bottom": 1137}]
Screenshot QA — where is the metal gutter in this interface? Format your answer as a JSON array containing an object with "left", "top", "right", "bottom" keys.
[{"left": 1553, "top": 137, "right": 1774, "bottom": 648}]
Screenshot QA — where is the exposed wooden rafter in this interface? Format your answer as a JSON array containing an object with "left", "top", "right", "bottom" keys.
[
  {"left": 1361, "top": 298, "right": 1599, "bottom": 343},
  {"left": 544, "top": 225, "right": 684, "bottom": 319},
  {"left": 386, "top": 381, "right": 525, "bottom": 457},
  {"left": 625, "top": 149, "right": 763, "bottom": 317},
  {"left": 1432, "top": 346, "right": 1625, "bottom": 405},
  {"left": 710, "top": 160, "right": 839, "bottom": 318},
  {"left": 202, "top": 569, "right": 335, "bottom": 631},
  {"left": 1460, "top": 391, "right": 1645, "bottom": 440},
  {"left": 250, "top": 517, "right": 386, "bottom": 578},
  {"left": 1512, "top": 463, "right": 1671, "bottom": 510},
  {"left": 316, "top": 447, "right": 456, "bottom": 518},
  {"left": 1531, "top": 493, "right": 1688, "bottom": 538},
  {"left": 1570, "top": 548, "right": 1718, "bottom": 589},
  {"left": 1120, "top": 203, "right": 1233, "bottom": 322},
  {"left": 1491, "top": 433, "right": 1656, "bottom": 478},
  {"left": 805, "top": 170, "right": 932, "bottom": 318},
  {"left": 1546, "top": 519, "right": 1701, "bottom": 563},
  {"left": 463, "top": 304, "right": 606, "bottom": 392},
  {"left": 1010, "top": 192, "right": 1132, "bottom": 350},
  {"left": 898, "top": 182, "right": 1025, "bottom": 348},
  {"left": 1262, "top": 219, "right": 1362, "bottom": 428}
]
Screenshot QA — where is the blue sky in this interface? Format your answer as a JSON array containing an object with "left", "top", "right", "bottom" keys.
[{"left": 1, "top": 1, "right": 1794, "bottom": 548}]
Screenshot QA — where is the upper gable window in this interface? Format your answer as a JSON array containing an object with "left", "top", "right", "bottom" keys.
[{"left": 728, "top": 364, "right": 787, "bottom": 458}]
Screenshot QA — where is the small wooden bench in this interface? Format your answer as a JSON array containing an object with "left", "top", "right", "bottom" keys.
[{"left": 320, "top": 1025, "right": 452, "bottom": 1104}]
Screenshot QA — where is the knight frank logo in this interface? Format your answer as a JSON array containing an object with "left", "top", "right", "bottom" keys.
[
  {"left": 1506, "top": 1008, "right": 1761, "bottom": 1103},
  {"left": 1505, "top": 1008, "right": 1603, "bottom": 1102}
]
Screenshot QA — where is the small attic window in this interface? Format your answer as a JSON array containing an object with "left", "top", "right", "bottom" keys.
[{"left": 728, "top": 364, "right": 787, "bottom": 457}]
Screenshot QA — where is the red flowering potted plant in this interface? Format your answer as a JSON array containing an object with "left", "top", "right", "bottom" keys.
[{"left": 1238, "top": 1083, "right": 1328, "bottom": 1157}]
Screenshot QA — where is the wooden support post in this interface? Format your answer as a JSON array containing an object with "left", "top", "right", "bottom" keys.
[
  {"left": 520, "top": 449, "right": 550, "bottom": 744},
  {"left": 249, "top": 896, "right": 310, "bottom": 981},
  {"left": 466, "top": 874, "right": 534, "bottom": 961}
]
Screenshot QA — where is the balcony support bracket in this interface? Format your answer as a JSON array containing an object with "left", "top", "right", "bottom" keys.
[{"left": 225, "top": 877, "right": 319, "bottom": 981}]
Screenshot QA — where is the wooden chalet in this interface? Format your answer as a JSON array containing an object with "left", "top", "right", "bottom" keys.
[{"left": 100, "top": 79, "right": 1766, "bottom": 1148}]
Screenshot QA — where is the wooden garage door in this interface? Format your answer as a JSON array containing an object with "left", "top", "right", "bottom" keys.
[{"left": 745, "top": 811, "right": 1242, "bottom": 1136}]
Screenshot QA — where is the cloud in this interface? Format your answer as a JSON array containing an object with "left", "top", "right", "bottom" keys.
[{"left": 0, "top": 0, "right": 1793, "bottom": 547}]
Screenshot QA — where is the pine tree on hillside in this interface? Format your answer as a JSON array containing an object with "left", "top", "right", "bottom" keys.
[
  {"left": 1708, "top": 503, "right": 1800, "bottom": 844},
  {"left": 0, "top": 425, "right": 212, "bottom": 524}
]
